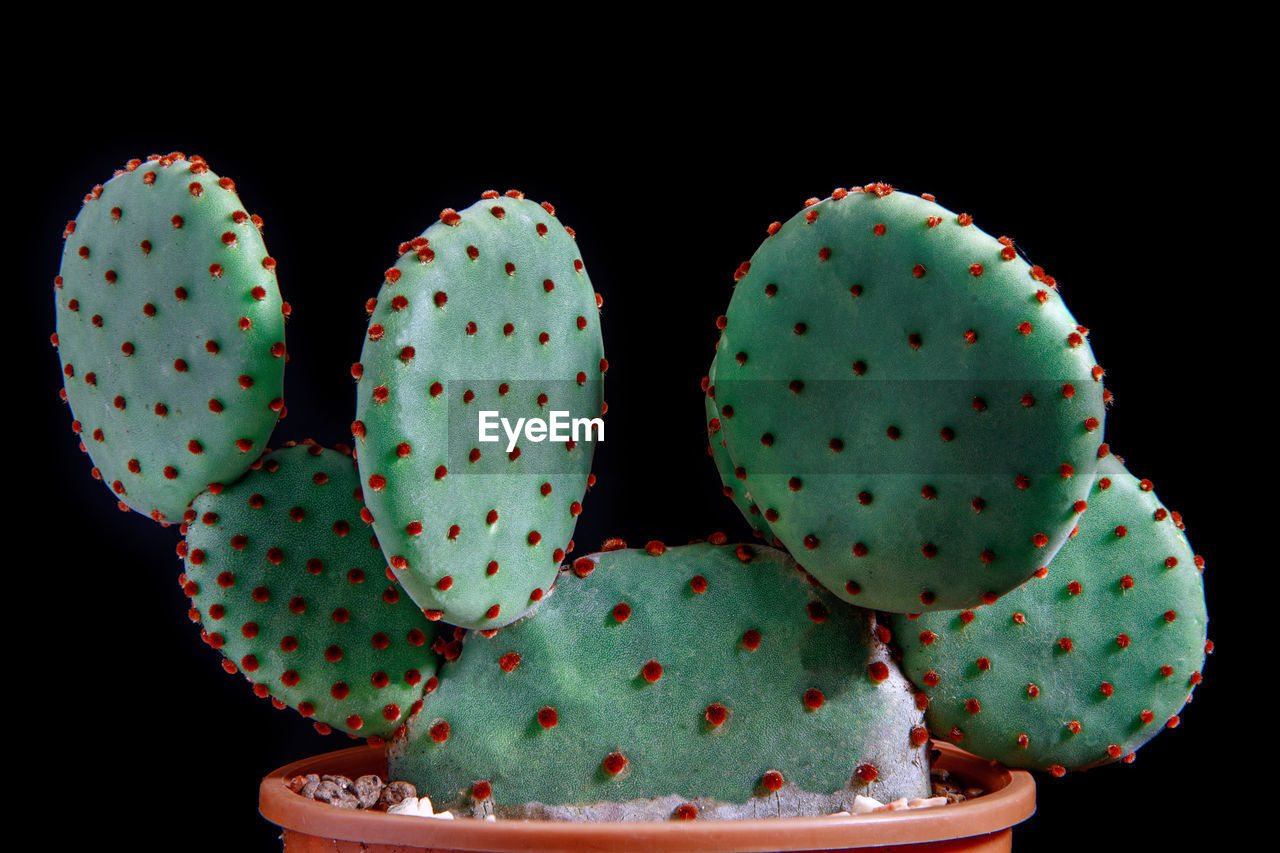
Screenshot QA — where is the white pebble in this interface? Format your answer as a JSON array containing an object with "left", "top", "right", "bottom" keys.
[
  {"left": 873, "top": 798, "right": 909, "bottom": 812},
  {"left": 907, "top": 797, "right": 949, "bottom": 810},
  {"left": 841, "top": 794, "right": 952, "bottom": 818},
  {"left": 387, "top": 796, "right": 455, "bottom": 819},
  {"left": 387, "top": 796, "right": 423, "bottom": 817},
  {"left": 851, "top": 795, "right": 885, "bottom": 815}
]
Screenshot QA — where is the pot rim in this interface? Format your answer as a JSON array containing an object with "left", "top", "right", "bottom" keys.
[{"left": 259, "top": 740, "right": 1036, "bottom": 852}]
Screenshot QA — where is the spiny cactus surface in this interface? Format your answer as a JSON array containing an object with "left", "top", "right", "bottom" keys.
[
  {"left": 181, "top": 443, "right": 439, "bottom": 738},
  {"left": 708, "top": 184, "right": 1106, "bottom": 612},
  {"left": 389, "top": 541, "right": 930, "bottom": 820},
  {"left": 53, "top": 153, "right": 286, "bottom": 523},
  {"left": 705, "top": 353, "right": 776, "bottom": 544},
  {"left": 353, "top": 192, "right": 605, "bottom": 629},
  {"left": 891, "top": 451, "right": 1208, "bottom": 774}
]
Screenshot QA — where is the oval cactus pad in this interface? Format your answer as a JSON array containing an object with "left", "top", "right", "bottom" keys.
[
  {"left": 53, "top": 153, "right": 286, "bottom": 523},
  {"left": 708, "top": 184, "right": 1106, "bottom": 612},
  {"left": 891, "top": 451, "right": 1208, "bottom": 773},
  {"left": 181, "top": 443, "right": 439, "bottom": 739},
  {"left": 390, "top": 541, "right": 930, "bottom": 820},
  {"left": 353, "top": 192, "right": 605, "bottom": 630}
]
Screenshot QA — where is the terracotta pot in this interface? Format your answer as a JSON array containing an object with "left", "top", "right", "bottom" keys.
[{"left": 259, "top": 741, "right": 1035, "bottom": 852}]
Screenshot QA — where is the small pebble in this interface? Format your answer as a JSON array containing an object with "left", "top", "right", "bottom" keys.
[
  {"left": 386, "top": 796, "right": 424, "bottom": 817},
  {"left": 291, "top": 769, "right": 984, "bottom": 820},
  {"left": 873, "top": 798, "right": 910, "bottom": 812},
  {"left": 851, "top": 795, "right": 884, "bottom": 814},
  {"left": 932, "top": 779, "right": 967, "bottom": 804},
  {"left": 313, "top": 780, "right": 348, "bottom": 805},
  {"left": 381, "top": 780, "right": 417, "bottom": 807},
  {"left": 354, "top": 775, "right": 384, "bottom": 808},
  {"left": 908, "top": 797, "right": 949, "bottom": 810},
  {"left": 387, "top": 796, "right": 455, "bottom": 819},
  {"left": 291, "top": 771, "right": 426, "bottom": 812},
  {"left": 851, "top": 792, "right": 959, "bottom": 817}
]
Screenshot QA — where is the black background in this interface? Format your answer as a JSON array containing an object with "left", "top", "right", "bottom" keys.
[{"left": 17, "top": 68, "right": 1253, "bottom": 852}]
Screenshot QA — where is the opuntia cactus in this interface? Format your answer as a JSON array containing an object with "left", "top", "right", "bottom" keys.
[
  {"left": 181, "top": 442, "right": 440, "bottom": 738},
  {"left": 389, "top": 540, "right": 931, "bottom": 820},
  {"left": 52, "top": 153, "right": 287, "bottom": 523},
  {"left": 352, "top": 192, "right": 605, "bottom": 630},
  {"left": 707, "top": 184, "right": 1107, "bottom": 613},
  {"left": 890, "top": 450, "right": 1208, "bottom": 774},
  {"left": 41, "top": 150, "right": 1215, "bottom": 847}
]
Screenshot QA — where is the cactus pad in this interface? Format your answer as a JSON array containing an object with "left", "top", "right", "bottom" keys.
[
  {"left": 891, "top": 451, "right": 1208, "bottom": 774},
  {"left": 708, "top": 184, "right": 1106, "bottom": 612},
  {"left": 389, "top": 541, "right": 930, "bottom": 820},
  {"left": 52, "top": 153, "right": 287, "bottom": 523},
  {"left": 181, "top": 442, "right": 439, "bottom": 738},
  {"left": 705, "top": 353, "right": 776, "bottom": 543},
  {"left": 353, "top": 192, "right": 605, "bottom": 629}
]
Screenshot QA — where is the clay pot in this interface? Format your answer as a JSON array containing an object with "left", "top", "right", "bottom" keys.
[{"left": 259, "top": 741, "right": 1035, "bottom": 852}]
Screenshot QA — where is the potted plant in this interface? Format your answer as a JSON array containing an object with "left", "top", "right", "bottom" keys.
[{"left": 33, "top": 137, "right": 1225, "bottom": 853}]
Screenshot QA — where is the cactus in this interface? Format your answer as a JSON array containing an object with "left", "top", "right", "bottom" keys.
[
  {"left": 52, "top": 153, "right": 287, "bottom": 523},
  {"left": 43, "top": 152, "right": 1214, "bottom": 843},
  {"left": 890, "top": 450, "right": 1208, "bottom": 774},
  {"left": 388, "top": 540, "right": 930, "bottom": 820},
  {"left": 181, "top": 442, "right": 440, "bottom": 738},
  {"left": 707, "top": 184, "right": 1107, "bottom": 613},
  {"left": 352, "top": 192, "right": 605, "bottom": 630},
  {"left": 705, "top": 352, "right": 777, "bottom": 544}
]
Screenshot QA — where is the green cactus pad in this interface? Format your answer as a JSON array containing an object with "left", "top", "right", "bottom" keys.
[
  {"left": 389, "top": 541, "right": 930, "bottom": 820},
  {"left": 52, "top": 153, "right": 287, "bottom": 523},
  {"left": 181, "top": 442, "right": 439, "bottom": 738},
  {"left": 890, "top": 451, "right": 1208, "bottom": 774},
  {"left": 705, "top": 353, "right": 776, "bottom": 543},
  {"left": 708, "top": 184, "right": 1106, "bottom": 613},
  {"left": 353, "top": 192, "right": 605, "bottom": 630}
]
